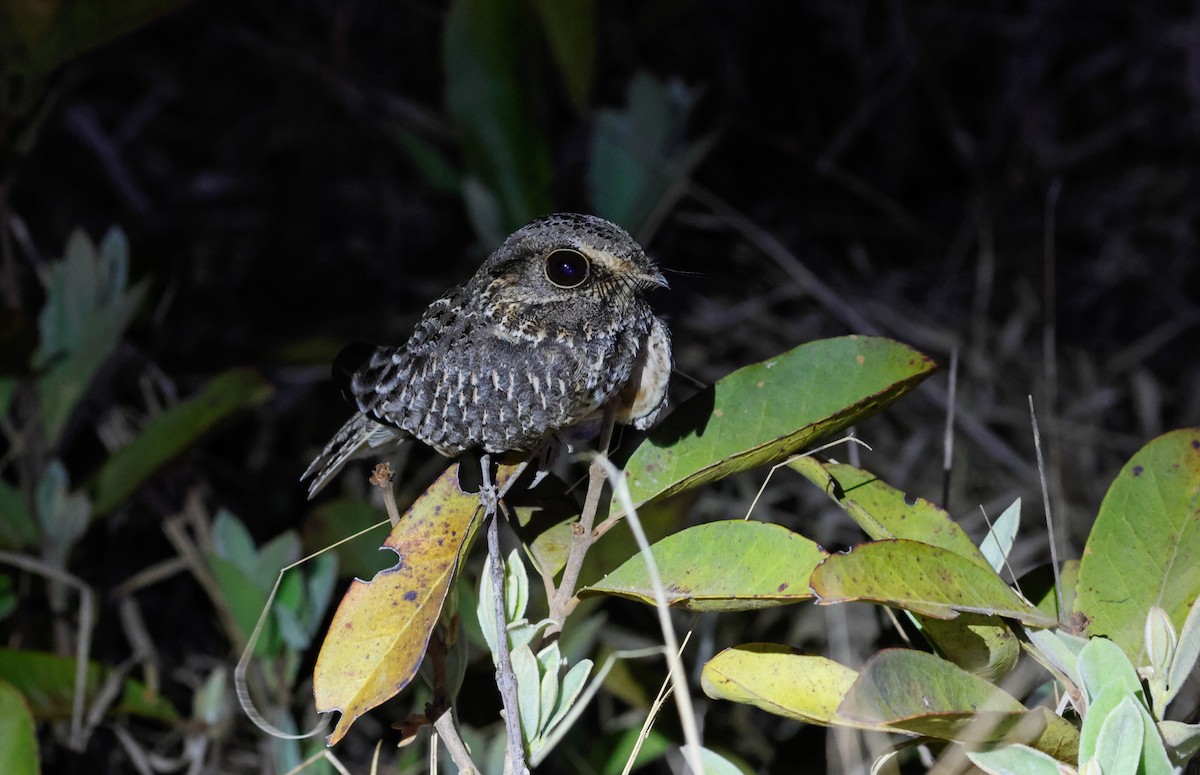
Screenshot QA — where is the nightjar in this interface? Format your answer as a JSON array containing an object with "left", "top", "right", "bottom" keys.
[{"left": 302, "top": 213, "right": 672, "bottom": 498}]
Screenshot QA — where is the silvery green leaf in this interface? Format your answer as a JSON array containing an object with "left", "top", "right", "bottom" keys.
[
  {"left": 477, "top": 553, "right": 499, "bottom": 660},
  {"left": 1078, "top": 637, "right": 1144, "bottom": 706},
  {"left": 536, "top": 642, "right": 562, "bottom": 733},
  {"left": 35, "top": 460, "right": 90, "bottom": 566},
  {"left": 504, "top": 548, "right": 528, "bottom": 622},
  {"left": 1167, "top": 594, "right": 1200, "bottom": 710},
  {"left": 511, "top": 643, "right": 540, "bottom": 745},
  {"left": 1158, "top": 720, "right": 1200, "bottom": 764},
  {"left": 1028, "top": 628, "right": 1086, "bottom": 702},
  {"left": 678, "top": 745, "right": 747, "bottom": 775},
  {"left": 980, "top": 498, "right": 1021, "bottom": 573},
  {"left": 544, "top": 657, "right": 591, "bottom": 737},
  {"left": 1144, "top": 606, "right": 1176, "bottom": 716},
  {"left": 1093, "top": 696, "right": 1143, "bottom": 774},
  {"left": 966, "top": 744, "right": 1069, "bottom": 775},
  {"left": 254, "top": 531, "right": 301, "bottom": 589},
  {"left": 211, "top": 509, "right": 257, "bottom": 573}
]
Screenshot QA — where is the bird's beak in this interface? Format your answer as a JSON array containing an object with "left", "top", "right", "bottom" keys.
[{"left": 641, "top": 268, "right": 669, "bottom": 290}]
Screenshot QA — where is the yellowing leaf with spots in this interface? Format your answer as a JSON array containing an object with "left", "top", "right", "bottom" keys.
[
  {"left": 1074, "top": 428, "right": 1200, "bottom": 663},
  {"left": 810, "top": 539, "right": 1056, "bottom": 628},
  {"left": 314, "top": 462, "right": 520, "bottom": 745},
  {"left": 623, "top": 336, "right": 937, "bottom": 508},
  {"left": 581, "top": 520, "right": 826, "bottom": 611}
]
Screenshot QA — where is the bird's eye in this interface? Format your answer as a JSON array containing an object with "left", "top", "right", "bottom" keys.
[{"left": 544, "top": 249, "right": 590, "bottom": 288}]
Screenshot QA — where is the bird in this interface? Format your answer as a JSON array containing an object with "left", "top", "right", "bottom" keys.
[{"left": 302, "top": 213, "right": 673, "bottom": 499}]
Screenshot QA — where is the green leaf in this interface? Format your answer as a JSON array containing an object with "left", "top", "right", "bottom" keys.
[
  {"left": 624, "top": 336, "right": 937, "bottom": 508},
  {"left": 543, "top": 656, "right": 591, "bottom": 739},
  {"left": 810, "top": 539, "right": 1056, "bottom": 627},
  {"left": 701, "top": 643, "right": 870, "bottom": 729},
  {"left": 840, "top": 649, "right": 1079, "bottom": 760},
  {"left": 33, "top": 227, "right": 146, "bottom": 443},
  {"left": 0, "top": 480, "right": 38, "bottom": 551},
  {"left": 532, "top": 0, "right": 595, "bottom": 114},
  {"left": 0, "top": 680, "right": 38, "bottom": 775},
  {"left": 535, "top": 643, "right": 561, "bottom": 734},
  {"left": 512, "top": 644, "right": 541, "bottom": 743},
  {"left": 1080, "top": 681, "right": 1173, "bottom": 775},
  {"left": 444, "top": 0, "right": 554, "bottom": 234},
  {"left": 791, "top": 459, "right": 991, "bottom": 567},
  {"left": 980, "top": 498, "right": 1021, "bottom": 573},
  {"left": 1026, "top": 628, "right": 1087, "bottom": 704},
  {"left": 1159, "top": 720, "right": 1200, "bottom": 764},
  {"left": 211, "top": 509, "right": 258, "bottom": 576},
  {"left": 505, "top": 549, "right": 529, "bottom": 623},
  {"left": 1144, "top": 606, "right": 1176, "bottom": 716},
  {"left": 966, "top": 744, "right": 1070, "bottom": 775},
  {"left": 0, "top": 649, "right": 178, "bottom": 723},
  {"left": 586, "top": 73, "right": 708, "bottom": 234},
  {"left": 1074, "top": 428, "right": 1200, "bottom": 664},
  {"left": 34, "top": 460, "right": 90, "bottom": 567},
  {"left": 1077, "top": 636, "right": 1144, "bottom": 707},
  {"left": 91, "top": 368, "right": 273, "bottom": 515},
  {"left": 208, "top": 553, "right": 278, "bottom": 655},
  {"left": 390, "top": 129, "right": 460, "bottom": 194},
  {"left": 916, "top": 614, "right": 1020, "bottom": 682},
  {"left": 678, "top": 745, "right": 750, "bottom": 775},
  {"left": 1167, "top": 590, "right": 1200, "bottom": 709},
  {"left": 581, "top": 520, "right": 827, "bottom": 611},
  {"left": 1092, "top": 696, "right": 1144, "bottom": 774}
]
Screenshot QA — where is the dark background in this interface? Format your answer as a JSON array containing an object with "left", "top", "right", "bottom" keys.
[{"left": 2, "top": 1, "right": 1198, "bottom": 772}]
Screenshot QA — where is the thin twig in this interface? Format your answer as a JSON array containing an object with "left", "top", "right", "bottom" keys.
[
  {"left": 433, "top": 713, "right": 477, "bottom": 774},
  {"left": 487, "top": 509, "right": 528, "bottom": 774},
  {"left": 595, "top": 456, "right": 704, "bottom": 775},
  {"left": 548, "top": 403, "right": 618, "bottom": 630},
  {"left": 1028, "top": 396, "right": 1064, "bottom": 623},
  {"left": 622, "top": 631, "right": 695, "bottom": 775},
  {"left": 941, "top": 346, "right": 959, "bottom": 509},
  {"left": 370, "top": 462, "right": 402, "bottom": 527}
]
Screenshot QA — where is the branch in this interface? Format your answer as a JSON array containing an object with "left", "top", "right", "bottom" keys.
[{"left": 547, "top": 403, "right": 617, "bottom": 632}]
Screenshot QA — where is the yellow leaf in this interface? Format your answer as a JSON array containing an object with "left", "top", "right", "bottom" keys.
[{"left": 313, "top": 461, "right": 520, "bottom": 745}]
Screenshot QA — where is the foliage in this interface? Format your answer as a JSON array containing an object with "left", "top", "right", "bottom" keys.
[
  {"left": 311, "top": 336, "right": 938, "bottom": 770},
  {"left": 692, "top": 430, "right": 1200, "bottom": 773},
  {"left": 3, "top": 1, "right": 1196, "bottom": 772},
  {"left": 0, "top": 230, "right": 294, "bottom": 772}
]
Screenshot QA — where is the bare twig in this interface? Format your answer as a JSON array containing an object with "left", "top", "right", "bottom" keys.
[
  {"left": 432, "top": 712, "right": 477, "bottom": 775},
  {"left": 595, "top": 456, "right": 704, "bottom": 775},
  {"left": 486, "top": 508, "right": 527, "bottom": 774},
  {"left": 1028, "top": 396, "right": 1064, "bottom": 623},
  {"left": 548, "top": 403, "right": 618, "bottom": 630},
  {"left": 941, "top": 347, "right": 959, "bottom": 509},
  {"left": 370, "top": 462, "right": 402, "bottom": 527}
]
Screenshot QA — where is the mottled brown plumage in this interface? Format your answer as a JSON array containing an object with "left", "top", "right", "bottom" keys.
[{"left": 302, "top": 213, "right": 672, "bottom": 498}]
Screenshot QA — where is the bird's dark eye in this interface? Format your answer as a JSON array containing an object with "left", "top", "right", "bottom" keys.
[{"left": 544, "top": 249, "right": 590, "bottom": 288}]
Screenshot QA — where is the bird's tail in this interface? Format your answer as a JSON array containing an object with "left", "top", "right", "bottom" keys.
[{"left": 301, "top": 414, "right": 404, "bottom": 499}]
